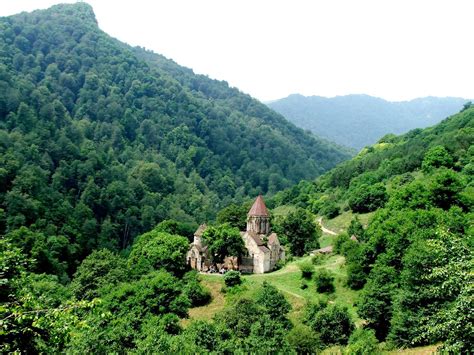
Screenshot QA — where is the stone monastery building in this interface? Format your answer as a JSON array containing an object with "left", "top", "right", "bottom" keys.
[{"left": 187, "top": 195, "right": 285, "bottom": 273}]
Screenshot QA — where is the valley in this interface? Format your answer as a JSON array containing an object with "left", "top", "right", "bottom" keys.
[{"left": 0, "top": 2, "right": 472, "bottom": 354}]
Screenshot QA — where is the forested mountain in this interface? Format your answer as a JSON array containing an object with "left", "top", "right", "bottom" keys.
[
  {"left": 0, "top": 4, "right": 349, "bottom": 256},
  {"left": 272, "top": 105, "right": 474, "bottom": 351},
  {"left": 268, "top": 93, "right": 469, "bottom": 150}
]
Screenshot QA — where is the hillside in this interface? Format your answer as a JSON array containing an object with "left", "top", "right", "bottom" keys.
[
  {"left": 268, "top": 93, "right": 469, "bottom": 150},
  {"left": 271, "top": 106, "right": 474, "bottom": 351},
  {"left": 0, "top": 3, "right": 349, "bottom": 254}
]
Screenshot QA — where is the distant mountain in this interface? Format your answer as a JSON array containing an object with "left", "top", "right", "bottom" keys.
[
  {"left": 267, "top": 94, "right": 470, "bottom": 150},
  {"left": 0, "top": 3, "right": 349, "bottom": 252}
]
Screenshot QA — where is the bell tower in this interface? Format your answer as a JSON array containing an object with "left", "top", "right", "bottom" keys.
[{"left": 246, "top": 195, "right": 270, "bottom": 235}]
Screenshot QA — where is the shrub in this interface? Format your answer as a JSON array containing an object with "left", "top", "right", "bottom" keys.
[
  {"left": 421, "top": 145, "right": 453, "bottom": 172},
  {"left": 223, "top": 270, "right": 241, "bottom": 287},
  {"left": 311, "top": 253, "right": 327, "bottom": 265},
  {"left": 305, "top": 301, "right": 355, "bottom": 346},
  {"left": 345, "top": 328, "right": 379, "bottom": 355},
  {"left": 348, "top": 183, "right": 388, "bottom": 213},
  {"left": 286, "top": 324, "right": 322, "bottom": 353},
  {"left": 298, "top": 261, "right": 314, "bottom": 279},
  {"left": 334, "top": 234, "right": 350, "bottom": 254},
  {"left": 315, "top": 269, "right": 335, "bottom": 293},
  {"left": 183, "top": 271, "right": 211, "bottom": 307},
  {"left": 320, "top": 201, "right": 340, "bottom": 219}
]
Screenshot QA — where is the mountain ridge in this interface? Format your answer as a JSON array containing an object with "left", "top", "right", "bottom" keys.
[
  {"left": 268, "top": 93, "right": 470, "bottom": 150},
  {"left": 0, "top": 3, "right": 349, "bottom": 253}
]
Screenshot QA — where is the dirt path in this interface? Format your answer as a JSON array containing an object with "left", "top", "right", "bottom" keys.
[{"left": 317, "top": 217, "right": 338, "bottom": 235}]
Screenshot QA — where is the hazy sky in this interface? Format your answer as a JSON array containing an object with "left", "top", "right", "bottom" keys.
[{"left": 2, "top": 0, "right": 473, "bottom": 102}]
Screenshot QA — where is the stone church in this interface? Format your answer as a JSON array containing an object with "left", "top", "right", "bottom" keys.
[{"left": 187, "top": 195, "right": 285, "bottom": 274}]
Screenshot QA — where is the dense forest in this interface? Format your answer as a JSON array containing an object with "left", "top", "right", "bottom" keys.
[
  {"left": 0, "top": 3, "right": 348, "bottom": 259},
  {"left": 268, "top": 93, "right": 469, "bottom": 149},
  {"left": 271, "top": 105, "right": 474, "bottom": 351},
  {"left": 1, "top": 3, "right": 473, "bottom": 354}
]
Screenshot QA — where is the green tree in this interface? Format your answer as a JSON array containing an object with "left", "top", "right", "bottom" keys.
[
  {"left": 255, "top": 281, "right": 291, "bottom": 325},
  {"left": 314, "top": 269, "right": 335, "bottom": 293},
  {"left": 202, "top": 224, "right": 245, "bottom": 264},
  {"left": 71, "top": 249, "right": 128, "bottom": 300},
  {"left": 183, "top": 271, "right": 211, "bottom": 307},
  {"left": 357, "top": 265, "right": 397, "bottom": 340},
  {"left": 305, "top": 301, "right": 355, "bottom": 346},
  {"left": 286, "top": 324, "right": 322, "bottom": 354},
  {"left": 216, "top": 203, "right": 249, "bottom": 230},
  {"left": 348, "top": 183, "right": 388, "bottom": 213},
  {"left": 280, "top": 207, "right": 320, "bottom": 256},
  {"left": 223, "top": 270, "right": 242, "bottom": 287},
  {"left": 128, "top": 229, "right": 189, "bottom": 276},
  {"left": 422, "top": 145, "right": 453, "bottom": 172},
  {"left": 345, "top": 328, "right": 379, "bottom": 355}
]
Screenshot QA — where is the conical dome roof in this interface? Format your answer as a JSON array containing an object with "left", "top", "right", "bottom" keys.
[{"left": 247, "top": 195, "right": 269, "bottom": 217}]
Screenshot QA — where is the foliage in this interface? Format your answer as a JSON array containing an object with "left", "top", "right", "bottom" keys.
[
  {"left": 0, "top": 267, "right": 95, "bottom": 353},
  {"left": 213, "top": 297, "right": 293, "bottom": 353},
  {"left": 202, "top": 224, "right": 245, "bottom": 263},
  {"left": 348, "top": 183, "right": 388, "bottom": 213},
  {"left": 286, "top": 324, "right": 322, "bottom": 353},
  {"left": 223, "top": 270, "right": 242, "bottom": 287},
  {"left": 305, "top": 301, "right": 355, "bottom": 346},
  {"left": 278, "top": 207, "right": 320, "bottom": 256},
  {"left": 183, "top": 271, "right": 211, "bottom": 307},
  {"left": 6, "top": 227, "right": 74, "bottom": 282},
  {"left": 128, "top": 229, "right": 189, "bottom": 276},
  {"left": 320, "top": 200, "right": 340, "bottom": 218},
  {"left": 70, "top": 248, "right": 128, "bottom": 300},
  {"left": 421, "top": 145, "right": 453, "bottom": 172},
  {"left": 347, "top": 216, "right": 365, "bottom": 240},
  {"left": 314, "top": 269, "right": 335, "bottom": 293},
  {"left": 154, "top": 219, "right": 197, "bottom": 240},
  {"left": 298, "top": 260, "right": 314, "bottom": 279},
  {"left": 345, "top": 328, "right": 379, "bottom": 355},
  {"left": 255, "top": 281, "right": 291, "bottom": 325},
  {"left": 216, "top": 203, "right": 250, "bottom": 230},
  {"left": 0, "top": 3, "right": 348, "bottom": 269},
  {"left": 68, "top": 270, "right": 190, "bottom": 352}
]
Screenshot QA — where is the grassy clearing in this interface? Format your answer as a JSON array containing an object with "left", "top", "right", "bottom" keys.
[
  {"left": 384, "top": 344, "right": 439, "bottom": 354},
  {"left": 181, "top": 276, "right": 225, "bottom": 327},
  {"left": 272, "top": 204, "right": 297, "bottom": 218},
  {"left": 185, "top": 254, "right": 361, "bottom": 325},
  {"left": 321, "top": 343, "right": 440, "bottom": 355},
  {"left": 322, "top": 211, "right": 374, "bottom": 234}
]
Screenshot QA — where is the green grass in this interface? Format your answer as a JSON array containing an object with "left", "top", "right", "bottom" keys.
[
  {"left": 272, "top": 204, "right": 297, "bottom": 218},
  {"left": 187, "top": 254, "right": 361, "bottom": 325},
  {"left": 322, "top": 211, "right": 374, "bottom": 234}
]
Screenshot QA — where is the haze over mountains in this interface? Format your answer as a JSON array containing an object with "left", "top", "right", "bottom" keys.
[{"left": 267, "top": 94, "right": 470, "bottom": 150}]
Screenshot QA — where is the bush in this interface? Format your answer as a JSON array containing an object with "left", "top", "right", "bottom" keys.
[
  {"left": 334, "top": 234, "right": 350, "bottom": 254},
  {"left": 183, "top": 271, "right": 211, "bottom": 307},
  {"left": 300, "top": 281, "right": 308, "bottom": 290},
  {"left": 345, "top": 328, "right": 379, "bottom": 355},
  {"left": 320, "top": 201, "right": 340, "bottom": 219},
  {"left": 315, "top": 269, "right": 335, "bottom": 293},
  {"left": 305, "top": 302, "right": 355, "bottom": 346},
  {"left": 223, "top": 270, "right": 241, "bottom": 287},
  {"left": 298, "top": 261, "right": 314, "bottom": 279},
  {"left": 286, "top": 324, "right": 322, "bottom": 353},
  {"left": 421, "top": 145, "right": 453, "bottom": 172},
  {"left": 348, "top": 183, "right": 388, "bottom": 213},
  {"left": 311, "top": 253, "right": 327, "bottom": 265}
]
